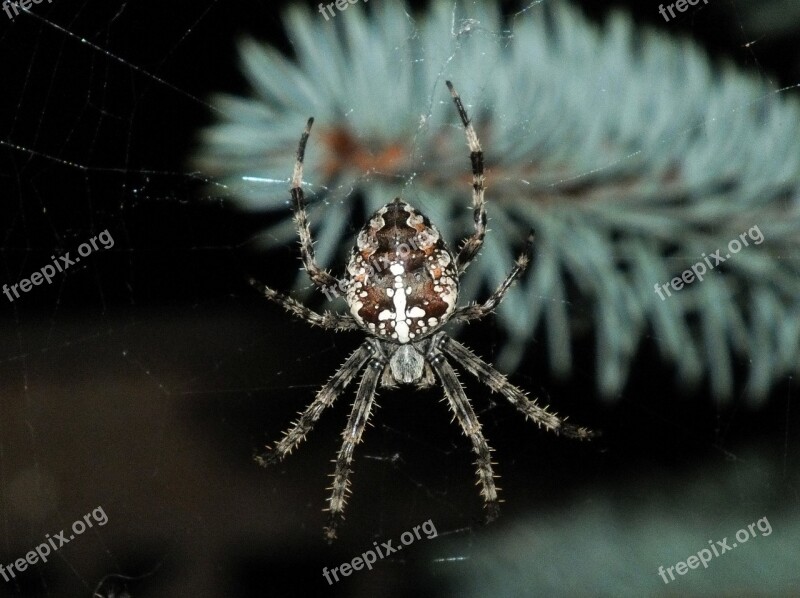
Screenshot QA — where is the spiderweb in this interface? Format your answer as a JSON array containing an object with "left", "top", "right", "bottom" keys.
[{"left": 0, "top": 1, "right": 798, "bottom": 596}]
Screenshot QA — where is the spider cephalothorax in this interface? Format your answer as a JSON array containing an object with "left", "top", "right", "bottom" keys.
[{"left": 251, "top": 81, "right": 593, "bottom": 542}]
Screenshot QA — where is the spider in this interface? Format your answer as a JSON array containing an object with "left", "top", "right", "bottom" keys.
[{"left": 251, "top": 81, "right": 594, "bottom": 541}]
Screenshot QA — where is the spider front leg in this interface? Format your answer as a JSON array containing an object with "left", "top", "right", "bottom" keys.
[
  {"left": 324, "top": 344, "right": 385, "bottom": 542},
  {"left": 290, "top": 117, "right": 345, "bottom": 292},
  {"left": 446, "top": 81, "right": 487, "bottom": 275},
  {"left": 450, "top": 231, "right": 534, "bottom": 324},
  {"left": 441, "top": 336, "right": 595, "bottom": 440},
  {"left": 254, "top": 343, "right": 372, "bottom": 467},
  {"left": 427, "top": 341, "right": 500, "bottom": 522},
  {"left": 249, "top": 278, "right": 358, "bottom": 331}
]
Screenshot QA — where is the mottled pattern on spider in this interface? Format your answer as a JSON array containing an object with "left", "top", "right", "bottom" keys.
[{"left": 250, "top": 81, "right": 594, "bottom": 542}]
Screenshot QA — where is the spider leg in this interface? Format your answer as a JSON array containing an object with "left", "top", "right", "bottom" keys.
[
  {"left": 446, "top": 81, "right": 486, "bottom": 276},
  {"left": 427, "top": 343, "right": 500, "bottom": 522},
  {"left": 324, "top": 344, "right": 385, "bottom": 542},
  {"left": 249, "top": 278, "right": 359, "bottom": 331},
  {"left": 290, "top": 117, "right": 345, "bottom": 292},
  {"left": 439, "top": 336, "right": 595, "bottom": 440},
  {"left": 255, "top": 343, "right": 372, "bottom": 467},
  {"left": 450, "top": 231, "right": 534, "bottom": 324}
]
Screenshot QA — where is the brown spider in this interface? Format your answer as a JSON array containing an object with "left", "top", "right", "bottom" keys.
[{"left": 251, "top": 81, "right": 594, "bottom": 541}]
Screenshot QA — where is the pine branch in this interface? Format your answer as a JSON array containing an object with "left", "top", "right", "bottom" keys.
[{"left": 194, "top": 1, "right": 800, "bottom": 402}]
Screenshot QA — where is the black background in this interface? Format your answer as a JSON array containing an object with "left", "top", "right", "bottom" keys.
[{"left": 1, "top": 1, "right": 798, "bottom": 597}]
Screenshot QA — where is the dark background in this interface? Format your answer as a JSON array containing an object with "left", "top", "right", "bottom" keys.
[{"left": 1, "top": 1, "right": 798, "bottom": 596}]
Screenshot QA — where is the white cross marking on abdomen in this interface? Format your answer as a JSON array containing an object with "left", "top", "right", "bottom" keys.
[{"left": 374, "top": 262, "right": 422, "bottom": 343}]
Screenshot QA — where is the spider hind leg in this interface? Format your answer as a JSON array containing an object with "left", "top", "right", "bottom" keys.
[
  {"left": 426, "top": 339, "right": 501, "bottom": 520},
  {"left": 442, "top": 336, "right": 595, "bottom": 440},
  {"left": 254, "top": 343, "right": 372, "bottom": 467},
  {"left": 324, "top": 344, "right": 386, "bottom": 542}
]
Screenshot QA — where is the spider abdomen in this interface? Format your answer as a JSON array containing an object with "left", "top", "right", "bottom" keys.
[{"left": 346, "top": 199, "right": 458, "bottom": 343}]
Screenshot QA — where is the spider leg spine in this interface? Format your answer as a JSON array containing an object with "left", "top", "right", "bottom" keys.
[
  {"left": 450, "top": 230, "right": 534, "bottom": 324},
  {"left": 289, "top": 117, "right": 345, "bottom": 291},
  {"left": 427, "top": 341, "right": 500, "bottom": 521},
  {"left": 249, "top": 278, "right": 358, "bottom": 331},
  {"left": 255, "top": 343, "right": 372, "bottom": 467},
  {"left": 323, "top": 342, "right": 385, "bottom": 542},
  {"left": 446, "top": 81, "right": 487, "bottom": 275},
  {"left": 440, "top": 335, "right": 595, "bottom": 441}
]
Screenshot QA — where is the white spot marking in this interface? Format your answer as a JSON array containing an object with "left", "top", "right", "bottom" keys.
[
  {"left": 392, "top": 286, "right": 410, "bottom": 343},
  {"left": 349, "top": 300, "right": 364, "bottom": 324}
]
